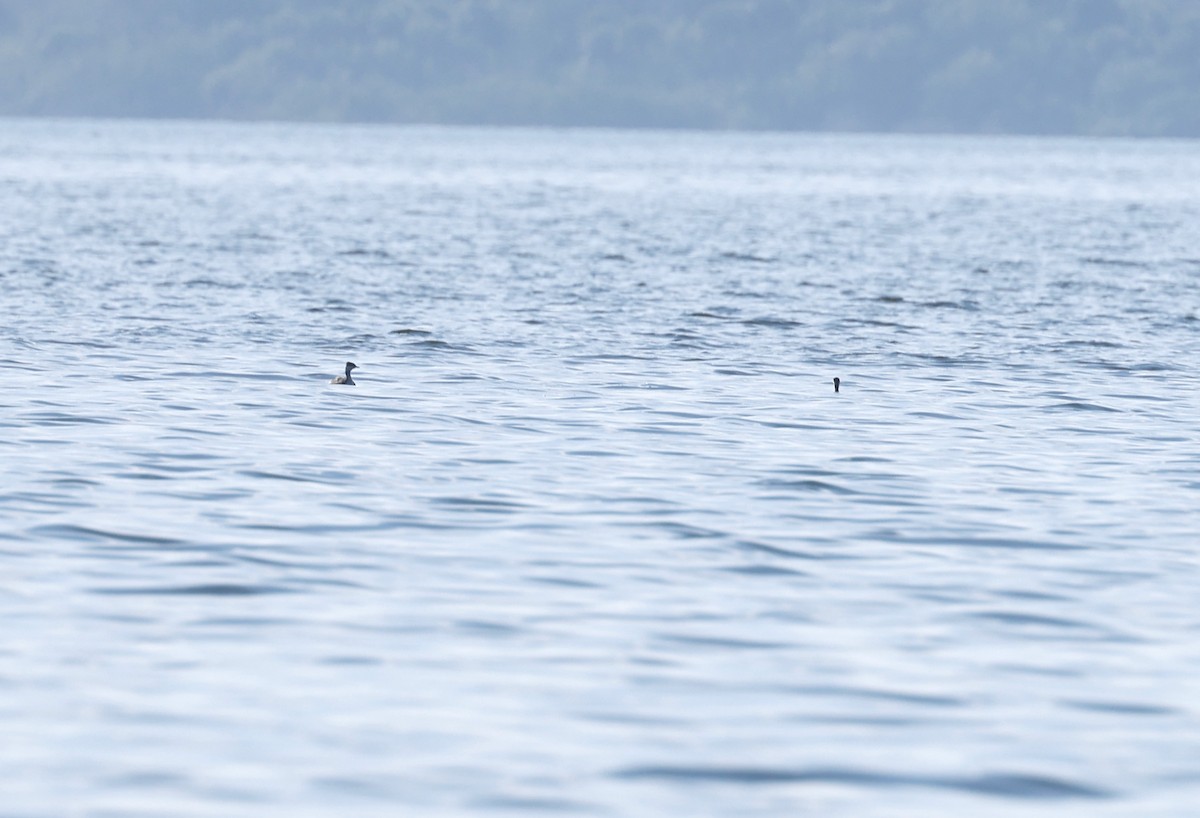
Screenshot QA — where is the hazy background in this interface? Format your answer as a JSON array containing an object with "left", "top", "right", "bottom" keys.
[{"left": 1, "top": 0, "right": 1199, "bottom": 137}]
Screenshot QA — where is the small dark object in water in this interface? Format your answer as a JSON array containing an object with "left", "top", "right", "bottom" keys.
[
  {"left": 833, "top": 377, "right": 840, "bottom": 393},
  {"left": 331, "top": 362, "right": 358, "bottom": 385}
]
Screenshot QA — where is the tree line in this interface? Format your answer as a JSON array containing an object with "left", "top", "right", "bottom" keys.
[{"left": 1, "top": 0, "right": 1198, "bottom": 136}]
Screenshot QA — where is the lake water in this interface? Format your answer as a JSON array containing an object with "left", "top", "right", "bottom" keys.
[{"left": 1, "top": 118, "right": 1198, "bottom": 817}]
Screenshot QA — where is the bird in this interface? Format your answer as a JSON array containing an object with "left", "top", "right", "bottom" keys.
[
  {"left": 833, "top": 377, "right": 840, "bottom": 393},
  {"left": 331, "top": 362, "right": 358, "bottom": 385}
]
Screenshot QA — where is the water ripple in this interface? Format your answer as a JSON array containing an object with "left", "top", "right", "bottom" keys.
[
  {"left": 91, "top": 583, "right": 294, "bottom": 596},
  {"left": 614, "top": 765, "right": 1111, "bottom": 800}
]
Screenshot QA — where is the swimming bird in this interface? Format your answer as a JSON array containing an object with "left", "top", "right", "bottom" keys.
[
  {"left": 833, "top": 377, "right": 840, "bottom": 393},
  {"left": 331, "top": 362, "right": 358, "bottom": 385}
]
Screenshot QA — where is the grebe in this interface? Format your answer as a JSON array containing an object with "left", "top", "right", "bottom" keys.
[{"left": 331, "top": 362, "right": 358, "bottom": 385}]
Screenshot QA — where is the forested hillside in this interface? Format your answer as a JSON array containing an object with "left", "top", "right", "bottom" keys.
[{"left": 1, "top": 0, "right": 1198, "bottom": 136}]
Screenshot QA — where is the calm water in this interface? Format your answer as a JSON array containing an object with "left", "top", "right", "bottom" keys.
[{"left": 1, "top": 118, "right": 1199, "bottom": 817}]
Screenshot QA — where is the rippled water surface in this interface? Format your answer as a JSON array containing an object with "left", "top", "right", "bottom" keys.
[{"left": 2, "top": 119, "right": 1199, "bottom": 817}]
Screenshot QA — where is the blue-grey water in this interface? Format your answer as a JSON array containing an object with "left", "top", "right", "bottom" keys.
[{"left": 1, "top": 118, "right": 1198, "bottom": 817}]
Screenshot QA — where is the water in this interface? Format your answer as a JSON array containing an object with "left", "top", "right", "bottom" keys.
[{"left": 1, "top": 118, "right": 1198, "bottom": 817}]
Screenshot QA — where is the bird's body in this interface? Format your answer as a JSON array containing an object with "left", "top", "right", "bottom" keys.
[
  {"left": 331, "top": 362, "right": 358, "bottom": 385},
  {"left": 833, "top": 377, "right": 840, "bottom": 393}
]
